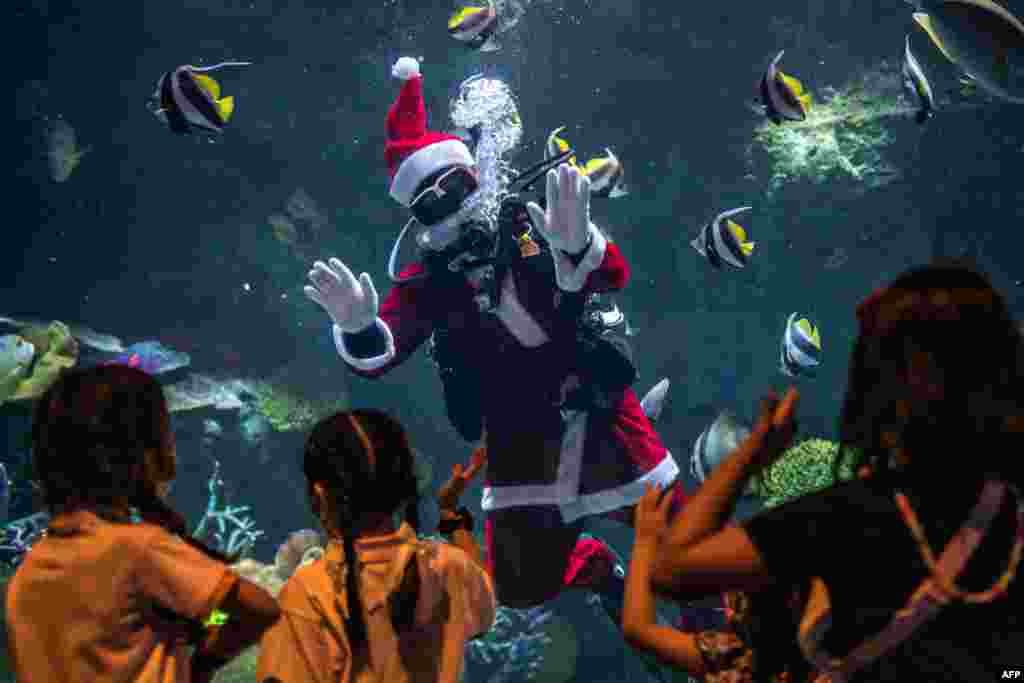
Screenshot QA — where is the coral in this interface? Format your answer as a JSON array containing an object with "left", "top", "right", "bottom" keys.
[
  {"left": 0, "top": 512, "right": 49, "bottom": 566},
  {"left": 192, "top": 460, "right": 265, "bottom": 559},
  {"left": 248, "top": 380, "right": 346, "bottom": 432},
  {"left": 751, "top": 438, "right": 855, "bottom": 508},
  {"left": 465, "top": 603, "right": 557, "bottom": 681},
  {"left": 274, "top": 528, "right": 323, "bottom": 580}
]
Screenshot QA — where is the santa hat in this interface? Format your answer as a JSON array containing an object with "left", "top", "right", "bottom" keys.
[{"left": 386, "top": 57, "right": 475, "bottom": 206}]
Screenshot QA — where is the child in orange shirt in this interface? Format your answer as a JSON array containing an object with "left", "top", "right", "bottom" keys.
[
  {"left": 257, "top": 409, "right": 496, "bottom": 683},
  {"left": 6, "top": 365, "right": 280, "bottom": 683}
]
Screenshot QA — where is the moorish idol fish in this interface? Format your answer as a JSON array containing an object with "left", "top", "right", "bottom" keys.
[
  {"left": 691, "top": 206, "right": 755, "bottom": 270},
  {"left": 580, "top": 147, "right": 629, "bottom": 198},
  {"left": 755, "top": 50, "right": 812, "bottom": 125},
  {"left": 449, "top": 1, "right": 500, "bottom": 52},
  {"left": 691, "top": 411, "right": 756, "bottom": 493},
  {"left": 149, "top": 61, "right": 252, "bottom": 135},
  {"left": 903, "top": 35, "right": 937, "bottom": 124},
  {"left": 780, "top": 312, "right": 822, "bottom": 378},
  {"left": 545, "top": 126, "right": 578, "bottom": 167}
]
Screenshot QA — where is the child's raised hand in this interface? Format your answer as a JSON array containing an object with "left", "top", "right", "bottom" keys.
[
  {"left": 437, "top": 446, "right": 487, "bottom": 512},
  {"left": 465, "top": 444, "right": 487, "bottom": 479},
  {"left": 743, "top": 387, "right": 800, "bottom": 471},
  {"left": 634, "top": 482, "right": 673, "bottom": 544}
]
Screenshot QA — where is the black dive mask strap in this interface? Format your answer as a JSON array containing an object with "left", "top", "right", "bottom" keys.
[{"left": 510, "top": 148, "right": 575, "bottom": 194}]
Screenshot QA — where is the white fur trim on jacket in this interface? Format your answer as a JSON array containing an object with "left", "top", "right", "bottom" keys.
[
  {"left": 552, "top": 224, "right": 608, "bottom": 293},
  {"left": 332, "top": 319, "right": 397, "bottom": 372},
  {"left": 389, "top": 140, "right": 476, "bottom": 206},
  {"left": 480, "top": 409, "right": 680, "bottom": 523},
  {"left": 493, "top": 272, "right": 549, "bottom": 348}
]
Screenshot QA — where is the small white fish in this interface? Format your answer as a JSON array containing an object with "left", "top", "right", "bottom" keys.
[
  {"left": 780, "top": 313, "right": 822, "bottom": 378},
  {"left": 903, "top": 34, "right": 936, "bottom": 124},
  {"left": 691, "top": 206, "right": 755, "bottom": 270},
  {"left": 448, "top": 1, "right": 500, "bottom": 52}
]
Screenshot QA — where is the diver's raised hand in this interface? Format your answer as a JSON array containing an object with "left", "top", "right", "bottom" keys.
[
  {"left": 303, "top": 258, "right": 379, "bottom": 333},
  {"left": 526, "top": 163, "right": 593, "bottom": 254}
]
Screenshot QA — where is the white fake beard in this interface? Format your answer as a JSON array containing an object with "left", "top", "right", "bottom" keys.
[{"left": 418, "top": 128, "right": 508, "bottom": 251}]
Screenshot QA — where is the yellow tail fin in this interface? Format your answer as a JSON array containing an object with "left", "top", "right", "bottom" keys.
[{"left": 217, "top": 96, "right": 235, "bottom": 122}]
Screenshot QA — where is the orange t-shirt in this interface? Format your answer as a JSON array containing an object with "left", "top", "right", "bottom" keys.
[
  {"left": 257, "top": 523, "right": 496, "bottom": 683},
  {"left": 6, "top": 510, "right": 233, "bottom": 683}
]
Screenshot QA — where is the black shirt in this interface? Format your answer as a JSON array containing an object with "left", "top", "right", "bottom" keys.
[{"left": 744, "top": 472, "right": 1022, "bottom": 682}]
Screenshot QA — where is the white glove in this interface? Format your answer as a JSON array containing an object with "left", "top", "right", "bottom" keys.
[
  {"left": 526, "top": 163, "right": 594, "bottom": 254},
  {"left": 304, "top": 258, "right": 379, "bottom": 333}
]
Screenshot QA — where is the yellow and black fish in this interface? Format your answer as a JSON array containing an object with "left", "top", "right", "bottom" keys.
[
  {"left": 149, "top": 61, "right": 251, "bottom": 135},
  {"left": 449, "top": 1, "right": 500, "bottom": 52},
  {"left": 780, "top": 313, "right": 822, "bottom": 378},
  {"left": 545, "top": 126, "right": 578, "bottom": 167},
  {"left": 580, "top": 148, "right": 628, "bottom": 198},
  {"left": 755, "top": 50, "right": 812, "bottom": 125},
  {"left": 691, "top": 206, "right": 755, "bottom": 270}
]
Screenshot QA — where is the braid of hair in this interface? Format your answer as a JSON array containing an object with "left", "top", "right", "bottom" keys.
[
  {"left": 338, "top": 501, "right": 368, "bottom": 647},
  {"left": 339, "top": 413, "right": 372, "bottom": 648}
]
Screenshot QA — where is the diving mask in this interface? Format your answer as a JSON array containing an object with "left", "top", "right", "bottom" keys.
[
  {"left": 409, "top": 165, "right": 480, "bottom": 229},
  {"left": 386, "top": 144, "right": 577, "bottom": 283}
]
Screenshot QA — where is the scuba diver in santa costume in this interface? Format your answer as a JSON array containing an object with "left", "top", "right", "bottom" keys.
[{"left": 303, "top": 56, "right": 686, "bottom": 650}]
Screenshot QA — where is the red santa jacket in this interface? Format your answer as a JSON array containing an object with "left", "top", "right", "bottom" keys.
[{"left": 332, "top": 224, "right": 679, "bottom": 522}]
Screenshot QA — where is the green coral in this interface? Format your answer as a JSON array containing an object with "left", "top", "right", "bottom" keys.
[
  {"left": 752, "top": 438, "right": 855, "bottom": 508},
  {"left": 0, "top": 321, "right": 78, "bottom": 406},
  {"left": 250, "top": 380, "right": 346, "bottom": 432}
]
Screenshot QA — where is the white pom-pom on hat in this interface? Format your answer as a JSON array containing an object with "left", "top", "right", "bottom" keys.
[{"left": 392, "top": 57, "right": 421, "bottom": 80}]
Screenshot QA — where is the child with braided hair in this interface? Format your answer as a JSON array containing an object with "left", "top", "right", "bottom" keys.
[{"left": 257, "top": 410, "right": 495, "bottom": 683}]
